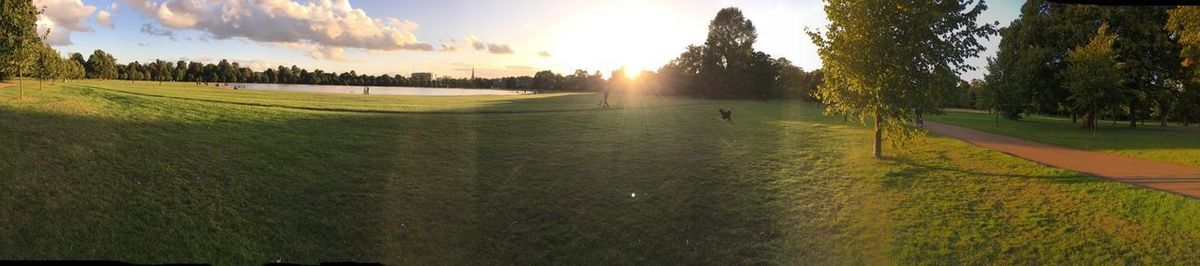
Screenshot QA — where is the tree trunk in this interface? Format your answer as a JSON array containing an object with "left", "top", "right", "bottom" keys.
[
  {"left": 1111, "top": 107, "right": 1116, "bottom": 126},
  {"left": 1082, "top": 110, "right": 1095, "bottom": 129},
  {"left": 1161, "top": 109, "right": 1168, "bottom": 127},
  {"left": 994, "top": 109, "right": 999, "bottom": 127},
  {"left": 1072, "top": 111, "right": 1077, "bottom": 124},
  {"left": 1092, "top": 106, "right": 1097, "bottom": 138},
  {"left": 1129, "top": 101, "right": 1137, "bottom": 128},
  {"left": 873, "top": 113, "right": 883, "bottom": 159}
]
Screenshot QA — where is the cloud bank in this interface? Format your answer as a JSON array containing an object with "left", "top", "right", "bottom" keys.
[
  {"left": 443, "top": 35, "right": 514, "bottom": 54},
  {"left": 124, "top": 0, "right": 435, "bottom": 60},
  {"left": 34, "top": 0, "right": 99, "bottom": 45}
]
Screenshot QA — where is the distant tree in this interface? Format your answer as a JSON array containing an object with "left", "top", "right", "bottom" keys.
[
  {"left": 532, "top": 70, "right": 561, "bottom": 91},
  {"left": 1064, "top": 23, "right": 1123, "bottom": 134},
  {"left": 127, "top": 61, "right": 143, "bottom": 82},
  {"left": 200, "top": 63, "right": 215, "bottom": 82},
  {"left": 701, "top": 7, "right": 757, "bottom": 98},
  {"left": 216, "top": 59, "right": 233, "bottom": 83},
  {"left": 186, "top": 61, "right": 203, "bottom": 82},
  {"left": 68, "top": 52, "right": 86, "bottom": 70},
  {"left": 659, "top": 45, "right": 704, "bottom": 96},
  {"left": 808, "top": 0, "right": 995, "bottom": 158},
  {"left": 775, "top": 58, "right": 808, "bottom": 100},
  {"left": 33, "top": 43, "right": 60, "bottom": 89},
  {"left": 747, "top": 51, "right": 781, "bottom": 100},
  {"left": 86, "top": 50, "right": 118, "bottom": 80},
  {"left": 154, "top": 59, "right": 173, "bottom": 85},
  {"left": 65, "top": 57, "right": 84, "bottom": 80},
  {"left": 174, "top": 60, "right": 186, "bottom": 81},
  {"left": 978, "top": 57, "right": 1027, "bottom": 125}
]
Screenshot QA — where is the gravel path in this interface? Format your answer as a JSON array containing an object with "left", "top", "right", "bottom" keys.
[{"left": 925, "top": 121, "right": 1200, "bottom": 199}]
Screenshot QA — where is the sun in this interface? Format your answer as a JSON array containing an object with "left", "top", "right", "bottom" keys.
[
  {"left": 623, "top": 66, "right": 642, "bottom": 80},
  {"left": 545, "top": 1, "right": 696, "bottom": 79}
]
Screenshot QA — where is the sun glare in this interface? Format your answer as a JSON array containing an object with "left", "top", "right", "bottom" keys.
[
  {"left": 546, "top": 1, "right": 699, "bottom": 78},
  {"left": 623, "top": 66, "right": 642, "bottom": 80}
]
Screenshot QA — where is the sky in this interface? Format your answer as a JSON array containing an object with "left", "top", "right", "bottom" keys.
[{"left": 36, "top": 0, "right": 1022, "bottom": 80}]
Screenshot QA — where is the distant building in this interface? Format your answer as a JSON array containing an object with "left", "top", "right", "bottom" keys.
[{"left": 411, "top": 72, "right": 433, "bottom": 83}]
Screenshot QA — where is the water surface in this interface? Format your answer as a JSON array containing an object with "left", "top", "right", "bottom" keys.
[{"left": 226, "top": 83, "right": 527, "bottom": 96}]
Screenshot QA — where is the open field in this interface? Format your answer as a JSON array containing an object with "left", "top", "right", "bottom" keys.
[
  {"left": 3, "top": 80, "right": 1200, "bottom": 264},
  {"left": 928, "top": 111, "right": 1200, "bottom": 167}
]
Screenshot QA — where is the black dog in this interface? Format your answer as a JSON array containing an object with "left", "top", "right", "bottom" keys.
[{"left": 719, "top": 108, "right": 732, "bottom": 121}]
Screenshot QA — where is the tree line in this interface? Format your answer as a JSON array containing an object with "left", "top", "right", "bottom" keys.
[
  {"left": 974, "top": 1, "right": 1200, "bottom": 128},
  {"left": 3, "top": 3, "right": 820, "bottom": 100},
  {"left": 0, "top": 0, "right": 87, "bottom": 98},
  {"left": 648, "top": 8, "right": 824, "bottom": 100}
]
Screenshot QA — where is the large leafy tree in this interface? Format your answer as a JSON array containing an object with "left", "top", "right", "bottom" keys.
[
  {"left": 33, "top": 42, "right": 60, "bottom": 89},
  {"left": 984, "top": 1, "right": 1102, "bottom": 121},
  {"left": 809, "top": 0, "right": 995, "bottom": 158},
  {"left": 1104, "top": 7, "right": 1181, "bottom": 128},
  {"left": 1167, "top": 7, "right": 1200, "bottom": 126},
  {"left": 1063, "top": 23, "right": 1123, "bottom": 133},
  {"left": 86, "top": 49, "right": 118, "bottom": 80},
  {"left": 701, "top": 7, "right": 757, "bottom": 98},
  {"left": 1, "top": 0, "right": 40, "bottom": 98}
]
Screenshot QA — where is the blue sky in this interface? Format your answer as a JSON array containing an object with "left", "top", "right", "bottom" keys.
[{"left": 39, "top": 0, "right": 1021, "bottom": 80}]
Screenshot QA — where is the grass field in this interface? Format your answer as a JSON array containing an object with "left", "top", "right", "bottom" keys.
[
  {"left": 4, "top": 80, "right": 1200, "bottom": 264},
  {"left": 928, "top": 111, "right": 1200, "bottom": 167}
]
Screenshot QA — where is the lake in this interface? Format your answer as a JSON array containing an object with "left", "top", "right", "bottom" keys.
[{"left": 224, "top": 83, "right": 528, "bottom": 96}]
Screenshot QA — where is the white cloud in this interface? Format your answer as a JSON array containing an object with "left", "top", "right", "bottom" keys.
[
  {"left": 97, "top": 10, "right": 113, "bottom": 28},
  {"left": 140, "top": 23, "right": 175, "bottom": 40},
  {"left": 465, "top": 36, "right": 485, "bottom": 51},
  {"left": 446, "top": 35, "right": 511, "bottom": 54},
  {"left": 33, "top": 0, "right": 98, "bottom": 45},
  {"left": 35, "top": 0, "right": 96, "bottom": 31},
  {"left": 307, "top": 46, "right": 348, "bottom": 61},
  {"left": 35, "top": 19, "right": 72, "bottom": 45},
  {"left": 537, "top": 50, "right": 551, "bottom": 57},
  {"left": 487, "top": 43, "right": 514, "bottom": 54},
  {"left": 124, "top": 0, "right": 435, "bottom": 60}
]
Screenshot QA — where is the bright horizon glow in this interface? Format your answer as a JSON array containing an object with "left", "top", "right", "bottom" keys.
[{"left": 544, "top": 1, "right": 693, "bottom": 78}]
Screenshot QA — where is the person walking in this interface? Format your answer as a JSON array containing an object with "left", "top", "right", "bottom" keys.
[{"left": 599, "top": 87, "right": 611, "bottom": 108}]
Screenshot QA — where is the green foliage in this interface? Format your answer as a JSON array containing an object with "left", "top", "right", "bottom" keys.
[
  {"left": 0, "top": 0, "right": 39, "bottom": 81},
  {"left": 700, "top": 7, "right": 757, "bottom": 98},
  {"left": 658, "top": 8, "right": 813, "bottom": 99},
  {"left": 1063, "top": 23, "right": 1124, "bottom": 128},
  {"left": 808, "top": 0, "right": 995, "bottom": 156},
  {"left": 986, "top": 3, "right": 1186, "bottom": 126},
  {"left": 86, "top": 50, "right": 118, "bottom": 79}
]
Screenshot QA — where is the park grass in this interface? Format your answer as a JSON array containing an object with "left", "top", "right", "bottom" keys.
[
  {"left": 2, "top": 80, "right": 1200, "bottom": 264},
  {"left": 927, "top": 111, "right": 1200, "bottom": 167}
]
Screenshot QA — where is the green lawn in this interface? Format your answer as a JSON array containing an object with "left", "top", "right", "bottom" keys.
[
  {"left": 3, "top": 80, "right": 1200, "bottom": 264},
  {"left": 928, "top": 111, "right": 1200, "bottom": 167}
]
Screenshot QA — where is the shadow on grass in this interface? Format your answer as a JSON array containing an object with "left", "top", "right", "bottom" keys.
[
  {"left": 879, "top": 154, "right": 1098, "bottom": 191},
  {"left": 0, "top": 86, "right": 823, "bottom": 264}
]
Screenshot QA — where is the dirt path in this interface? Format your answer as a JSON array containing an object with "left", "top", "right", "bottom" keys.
[{"left": 924, "top": 122, "right": 1200, "bottom": 199}]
